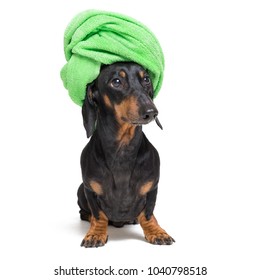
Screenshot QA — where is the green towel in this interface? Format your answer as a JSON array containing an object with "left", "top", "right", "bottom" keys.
[{"left": 60, "top": 10, "right": 165, "bottom": 106}]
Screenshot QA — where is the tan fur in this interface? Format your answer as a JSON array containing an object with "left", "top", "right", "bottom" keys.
[
  {"left": 114, "top": 96, "right": 139, "bottom": 146},
  {"left": 140, "top": 181, "right": 153, "bottom": 195},
  {"left": 119, "top": 70, "right": 126, "bottom": 78},
  {"left": 114, "top": 96, "right": 139, "bottom": 123},
  {"left": 116, "top": 123, "right": 136, "bottom": 146},
  {"left": 138, "top": 212, "right": 173, "bottom": 244},
  {"left": 139, "top": 70, "right": 145, "bottom": 79},
  {"left": 82, "top": 211, "right": 108, "bottom": 246},
  {"left": 90, "top": 180, "right": 103, "bottom": 195},
  {"left": 103, "top": 94, "right": 113, "bottom": 109}
]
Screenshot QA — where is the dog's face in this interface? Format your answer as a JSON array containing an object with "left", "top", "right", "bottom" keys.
[{"left": 83, "top": 62, "right": 161, "bottom": 137}]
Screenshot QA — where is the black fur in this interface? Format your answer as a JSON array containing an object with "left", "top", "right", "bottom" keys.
[{"left": 77, "top": 62, "right": 173, "bottom": 246}]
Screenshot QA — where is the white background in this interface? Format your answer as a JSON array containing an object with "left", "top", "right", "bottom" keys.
[{"left": 0, "top": 0, "right": 259, "bottom": 279}]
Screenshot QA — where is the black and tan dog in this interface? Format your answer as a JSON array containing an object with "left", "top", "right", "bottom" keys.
[{"left": 77, "top": 62, "right": 174, "bottom": 247}]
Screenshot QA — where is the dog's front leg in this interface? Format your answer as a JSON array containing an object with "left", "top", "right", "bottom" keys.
[
  {"left": 139, "top": 188, "right": 174, "bottom": 245},
  {"left": 81, "top": 187, "right": 108, "bottom": 248},
  {"left": 143, "top": 187, "right": 158, "bottom": 220},
  {"left": 138, "top": 212, "right": 174, "bottom": 245},
  {"left": 81, "top": 211, "right": 108, "bottom": 248}
]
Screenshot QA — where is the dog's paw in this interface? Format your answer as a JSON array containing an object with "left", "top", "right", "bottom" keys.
[
  {"left": 145, "top": 233, "right": 175, "bottom": 245},
  {"left": 80, "top": 234, "right": 108, "bottom": 248}
]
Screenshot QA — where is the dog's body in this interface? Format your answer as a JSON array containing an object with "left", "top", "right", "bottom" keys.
[{"left": 77, "top": 62, "right": 174, "bottom": 247}]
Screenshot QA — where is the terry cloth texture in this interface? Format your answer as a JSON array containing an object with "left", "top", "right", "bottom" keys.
[{"left": 61, "top": 10, "right": 165, "bottom": 106}]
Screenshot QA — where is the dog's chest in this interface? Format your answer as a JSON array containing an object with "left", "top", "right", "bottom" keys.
[
  {"left": 99, "top": 174, "right": 145, "bottom": 222},
  {"left": 99, "top": 154, "right": 145, "bottom": 221},
  {"left": 106, "top": 143, "right": 138, "bottom": 174},
  {"left": 109, "top": 153, "right": 136, "bottom": 189}
]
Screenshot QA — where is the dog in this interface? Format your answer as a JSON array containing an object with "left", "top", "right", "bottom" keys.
[{"left": 77, "top": 62, "right": 174, "bottom": 247}]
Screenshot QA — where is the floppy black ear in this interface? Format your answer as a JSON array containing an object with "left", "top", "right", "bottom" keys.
[{"left": 82, "top": 83, "right": 98, "bottom": 138}]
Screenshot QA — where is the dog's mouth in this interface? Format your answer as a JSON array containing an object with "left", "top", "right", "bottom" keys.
[{"left": 130, "top": 116, "right": 163, "bottom": 130}]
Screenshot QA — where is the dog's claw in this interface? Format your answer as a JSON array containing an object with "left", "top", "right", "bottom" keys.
[
  {"left": 155, "top": 238, "right": 163, "bottom": 245},
  {"left": 81, "top": 235, "right": 108, "bottom": 248},
  {"left": 155, "top": 116, "right": 163, "bottom": 130},
  {"left": 146, "top": 233, "right": 175, "bottom": 245},
  {"left": 165, "top": 236, "right": 175, "bottom": 245}
]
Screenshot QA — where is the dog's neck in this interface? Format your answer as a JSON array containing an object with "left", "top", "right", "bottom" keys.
[{"left": 96, "top": 114, "right": 143, "bottom": 163}]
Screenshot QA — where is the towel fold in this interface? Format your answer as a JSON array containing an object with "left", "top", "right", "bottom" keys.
[{"left": 61, "top": 10, "right": 164, "bottom": 106}]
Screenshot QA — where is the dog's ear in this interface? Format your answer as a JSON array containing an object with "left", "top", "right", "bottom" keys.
[{"left": 82, "top": 83, "right": 98, "bottom": 138}]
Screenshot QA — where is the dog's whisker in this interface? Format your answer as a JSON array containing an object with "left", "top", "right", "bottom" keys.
[{"left": 155, "top": 116, "right": 163, "bottom": 130}]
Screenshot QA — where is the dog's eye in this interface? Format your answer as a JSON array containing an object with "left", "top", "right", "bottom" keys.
[
  {"left": 143, "top": 76, "right": 150, "bottom": 84},
  {"left": 111, "top": 78, "right": 122, "bottom": 88}
]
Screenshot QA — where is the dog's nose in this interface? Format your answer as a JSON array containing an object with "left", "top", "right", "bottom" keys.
[{"left": 142, "top": 108, "right": 158, "bottom": 122}]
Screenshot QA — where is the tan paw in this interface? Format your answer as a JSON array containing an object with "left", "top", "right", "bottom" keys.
[
  {"left": 80, "top": 234, "right": 108, "bottom": 248},
  {"left": 145, "top": 233, "right": 175, "bottom": 245}
]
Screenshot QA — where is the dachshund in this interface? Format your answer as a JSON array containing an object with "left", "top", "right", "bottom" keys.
[{"left": 77, "top": 62, "right": 174, "bottom": 247}]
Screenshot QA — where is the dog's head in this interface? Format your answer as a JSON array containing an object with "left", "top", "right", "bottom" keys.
[{"left": 82, "top": 62, "right": 162, "bottom": 138}]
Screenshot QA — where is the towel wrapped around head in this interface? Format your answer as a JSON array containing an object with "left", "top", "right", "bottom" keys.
[{"left": 60, "top": 10, "right": 165, "bottom": 106}]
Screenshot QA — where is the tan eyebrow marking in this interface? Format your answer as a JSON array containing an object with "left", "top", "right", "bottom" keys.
[
  {"left": 119, "top": 70, "right": 126, "bottom": 78},
  {"left": 139, "top": 70, "right": 145, "bottom": 79}
]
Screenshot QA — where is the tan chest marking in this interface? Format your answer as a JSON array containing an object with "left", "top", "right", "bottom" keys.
[
  {"left": 140, "top": 181, "right": 154, "bottom": 195},
  {"left": 89, "top": 180, "right": 103, "bottom": 195},
  {"left": 116, "top": 123, "right": 136, "bottom": 146}
]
